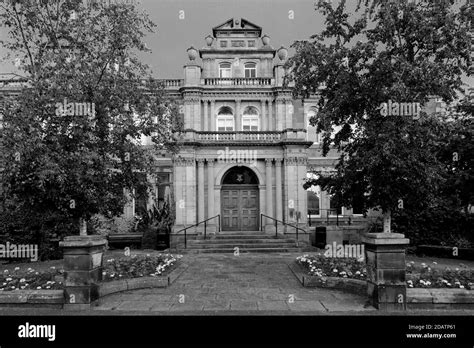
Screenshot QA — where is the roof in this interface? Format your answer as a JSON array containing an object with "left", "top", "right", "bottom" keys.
[{"left": 212, "top": 18, "right": 262, "bottom": 37}]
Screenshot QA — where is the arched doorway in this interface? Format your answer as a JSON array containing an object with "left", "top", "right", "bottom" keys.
[{"left": 221, "top": 166, "right": 259, "bottom": 231}]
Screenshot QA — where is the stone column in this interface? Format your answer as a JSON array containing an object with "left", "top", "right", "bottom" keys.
[
  {"left": 261, "top": 99, "right": 267, "bottom": 131},
  {"left": 207, "top": 159, "right": 215, "bottom": 220},
  {"left": 276, "top": 99, "right": 284, "bottom": 131},
  {"left": 184, "top": 100, "right": 191, "bottom": 129},
  {"left": 275, "top": 159, "right": 283, "bottom": 223},
  {"left": 185, "top": 159, "right": 196, "bottom": 226},
  {"left": 173, "top": 158, "right": 185, "bottom": 228},
  {"left": 265, "top": 158, "right": 273, "bottom": 229},
  {"left": 235, "top": 99, "right": 241, "bottom": 131},
  {"left": 297, "top": 157, "right": 307, "bottom": 225},
  {"left": 268, "top": 99, "right": 273, "bottom": 131},
  {"left": 286, "top": 100, "right": 293, "bottom": 129},
  {"left": 194, "top": 99, "right": 200, "bottom": 130},
  {"left": 362, "top": 233, "right": 410, "bottom": 311},
  {"left": 210, "top": 100, "right": 215, "bottom": 131},
  {"left": 203, "top": 100, "right": 208, "bottom": 132},
  {"left": 197, "top": 159, "right": 205, "bottom": 223},
  {"left": 60, "top": 236, "right": 107, "bottom": 309}
]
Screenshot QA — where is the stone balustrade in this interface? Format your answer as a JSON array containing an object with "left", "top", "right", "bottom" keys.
[{"left": 203, "top": 78, "right": 273, "bottom": 86}]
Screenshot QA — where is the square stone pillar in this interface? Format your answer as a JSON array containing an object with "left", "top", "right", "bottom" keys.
[
  {"left": 362, "top": 232, "right": 410, "bottom": 311},
  {"left": 60, "top": 236, "right": 107, "bottom": 310}
]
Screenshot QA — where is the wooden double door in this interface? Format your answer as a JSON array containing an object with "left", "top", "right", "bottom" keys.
[{"left": 221, "top": 185, "right": 259, "bottom": 231}]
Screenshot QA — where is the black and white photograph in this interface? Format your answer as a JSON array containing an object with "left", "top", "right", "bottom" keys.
[{"left": 0, "top": 0, "right": 472, "bottom": 346}]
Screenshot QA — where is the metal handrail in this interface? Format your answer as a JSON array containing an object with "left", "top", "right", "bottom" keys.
[
  {"left": 174, "top": 214, "right": 220, "bottom": 248},
  {"left": 260, "top": 214, "right": 307, "bottom": 241}
]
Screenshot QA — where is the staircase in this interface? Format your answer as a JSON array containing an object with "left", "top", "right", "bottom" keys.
[{"left": 184, "top": 231, "right": 309, "bottom": 254}]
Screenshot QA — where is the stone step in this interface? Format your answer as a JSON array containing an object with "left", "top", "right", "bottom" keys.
[
  {"left": 186, "top": 242, "right": 298, "bottom": 249},
  {"left": 183, "top": 247, "right": 304, "bottom": 254},
  {"left": 213, "top": 235, "right": 276, "bottom": 240},
  {"left": 189, "top": 238, "right": 296, "bottom": 244}
]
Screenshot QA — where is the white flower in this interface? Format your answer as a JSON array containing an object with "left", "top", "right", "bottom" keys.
[
  {"left": 333, "top": 269, "right": 338, "bottom": 273},
  {"left": 19, "top": 279, "right": 26, "bottom": 283},
  {"left": 6, "top": 278, "right": 12, "bottom": 282},
  {"left": 50, "top": 266, "right": 55, "bottom": 269},
  {"left": 355, "top": 271, "right": 361, "bottom": 275},
  {"left": 37, "top": 287, "right": 41, "bottom": 289},
  {"left": 455, "top": 268, "right": 459, "bottom": 272},
  {"left": 432, "top": 262, "right": 437, "bottom": 265},
  {"left": 14, "top": 267, "right": 20, "bottom": 271},
  {"left": 102, "top": 271, "right": 106, "bottom": 276},
  {"left": 460, "top": 285, "right": 465, "bottom": 289},
  {"left": 3, "top": 270, "right": 8, "bottom": 273}
]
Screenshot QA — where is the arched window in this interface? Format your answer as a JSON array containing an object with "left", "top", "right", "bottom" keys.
[
  {"left": 242, "top": 106, "right": 259, "bottom": 131},
  {"left": 219, "top": 62, "right": 232, "bottom": 78},
  {"left": 306, "top": 108, "right": 320, "bottom": 143},
  {"left": 217, "top": 106, "right": 234, "bottom": 131},
  {"left": 244, "top": 62, "right": 256, "bottom": 78},
  {"left": 306, "top": 173, "right": 321, "bottom": 218}
]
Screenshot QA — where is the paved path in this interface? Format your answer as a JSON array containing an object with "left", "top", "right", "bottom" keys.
[{"left": 94, "top": 253, "right": 375, "bottom": 313}]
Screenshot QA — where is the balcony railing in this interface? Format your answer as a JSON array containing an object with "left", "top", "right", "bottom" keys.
[
  {"left": 203, "top": 78, "right": 272, "bottom": 86},
  {"left": 197, "top": 131, "right": 281, "bottom": 141},
  {"left": 159, "top": 79, "right": 183, "bottom": 88}
]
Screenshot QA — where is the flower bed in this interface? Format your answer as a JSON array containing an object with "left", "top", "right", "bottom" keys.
[
  {"left": 296, "top": 254, "right": 367, "bottom": 280},
  {"left": 0, "top": 266, "right": 63, "bottom": 292},
  {"left": 102, "top": 253, "right": 182, "bottom": 282},
  {"left": 0, "top": 253, "right": 182, "bottom": 291},
  {"left": 296, "top": 254, "right": 474, "bottom": 290},
  {"left": 406, "top": 261, "right": 473, "bottom": 290}
]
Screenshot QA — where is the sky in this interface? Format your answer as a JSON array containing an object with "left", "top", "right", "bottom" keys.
[
  {"left": 0, "top": 0, "right": 471, "bottom": 89},
  {"left": 0, "top": 0, "right": 330, "bottom": 78}
]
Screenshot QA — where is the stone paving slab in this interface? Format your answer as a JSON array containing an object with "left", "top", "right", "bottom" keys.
[{"left": 93, "top": 252, "right": 376, "bottom": 313}]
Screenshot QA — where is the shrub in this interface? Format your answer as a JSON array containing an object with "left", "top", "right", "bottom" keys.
[{"left": 393, "top": 206, "right": 474, "bottom": 248}]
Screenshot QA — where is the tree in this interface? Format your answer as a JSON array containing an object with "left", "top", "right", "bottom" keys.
[
  {"left": 0, "top": 0, "right": 181, "bottom": 244},
  {"left": 285, "top": 0, "right": 472, "bottom": 232}
]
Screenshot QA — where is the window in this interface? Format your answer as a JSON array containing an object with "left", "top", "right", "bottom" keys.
[
  {"left": 219, "top": 62, "right": 231, "bottom": 78},
  {"left": 244, "top": 63, "right": 256, "bottom": 78},
  {"left": 307, "top": 191, "right": 320, "bottom": 216},
  {"left": 306, "top": 108, "right": 319, "bottom": 143},
  {"left": 217, "top": 106, "right": 234, "bottom": 131},
  {"left": 242, "top": 106, "right": 259, "bottom": 131}
]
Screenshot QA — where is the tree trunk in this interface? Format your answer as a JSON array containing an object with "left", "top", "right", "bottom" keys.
[
  {"left": 79, "top": 217, "right": 87, "bottom": 236},
  {"left": 383, "top": 209, "right": 391, "bottom": 233}
]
